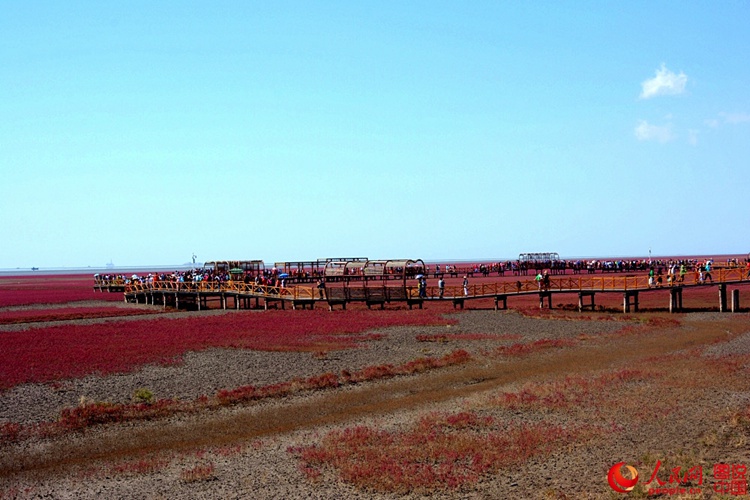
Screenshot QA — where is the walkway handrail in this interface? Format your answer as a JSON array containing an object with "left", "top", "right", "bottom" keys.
[{"left": 123, "top": 268, "right": 749, "bottom": 301}]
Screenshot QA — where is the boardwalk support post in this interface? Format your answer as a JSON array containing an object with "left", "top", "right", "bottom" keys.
[
  {"left": 623, "top": 291, "right": 639, "bottom": 313},
  {"left": 494, "top": 295, "right": 507, "bottom": 311},
  {"left": 539, "top": 292, "right": 552, "bottom": 309},
  {"left": 578, "top": 291, "right": 595, "bottom": 312},
  {"left": 731, "top": 289, "right": 740, "bottom": 312},
  {"left": 669, "top": 287, "right": 683, "bottom": 313},
  {"left": 719, "top": 284, "right": 727, "bottom": 312},
  {"left": 293, "top": 300, "right": 315, "bottom": 310}
]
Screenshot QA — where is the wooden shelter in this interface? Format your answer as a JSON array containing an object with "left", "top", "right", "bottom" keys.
[
  {"left": 324, "top": 260, "right": 367, "bottom": 280},
  {"left": 324, "top": 258, "right": 426, "bottom": 283},
  {"left": 273, "top": 260, "right": 325, "bottom": 281},
  {"left": 365, "top": 259, "right": 426, "bottom": 282},
  {"left": 518, "top": 253, "right": 560, "bottom": 265},
  {"left": 204, "top": 260, "right": 265, "bottom": 279},
  {"left": 321, "top": 258, "right": 426, "bottom": 309}
]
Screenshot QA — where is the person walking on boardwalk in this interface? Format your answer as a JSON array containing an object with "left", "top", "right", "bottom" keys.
[
  {"left": 463, "top": 275, "right": 469, "bottom": 296},
  {"left": 438, "top": 276, "right": 445, "bottom": 299},
  {"left": 703, "top": 260, "right": 713, "bottom": 283},
  {"left": 535, "top": 271, "right": 543, "bottom": 291},
  {"left": 679, "top": 264, "right": 687, "bottom": 283},
  {"left": 668, "top": 264, "right": 677, "bottom": 285},
  {"left": 542, "top": 270, "right": 551, "bottom": 291}
]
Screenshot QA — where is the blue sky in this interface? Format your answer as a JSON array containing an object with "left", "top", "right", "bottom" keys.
[{"left": 2, "top": 1, "right": 748, "bottom": 268}]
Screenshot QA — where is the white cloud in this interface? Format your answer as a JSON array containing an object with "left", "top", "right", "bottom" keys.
[
  {"left": 640, "top": 64, "right": 688, "bottom": 99},
  {"left": 704, "top": 118, "right": 720, "bottom": 128},
  {"left": 704, "top": 112, "right": 749, "bottom": 129},
  {"left": 688, "top": 129, "right": 699, "bottom": 146},
  {"left": 634, "top": 120, "right": 675, "bottom": 143},
  {"left": 720, "top": 112, "right": 750, "bottom": 124}
]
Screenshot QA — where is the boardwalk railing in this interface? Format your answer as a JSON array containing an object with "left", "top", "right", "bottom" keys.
[
  {"left": 423, "top": 269, "right": 746, "bottom": 299},
  {"left": 126, "top": 280, "right": 319, "bottom": 301},
  {"left": 124, "top": 268, "right": 749, "bottom": 303}
]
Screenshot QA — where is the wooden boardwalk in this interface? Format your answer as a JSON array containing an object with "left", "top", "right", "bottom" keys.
[{"left": 119, "top": 268, "right": 750, "bottom": 313}]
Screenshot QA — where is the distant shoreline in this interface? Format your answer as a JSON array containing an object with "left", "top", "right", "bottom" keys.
[
  {"left": 1, "top": 253, "right": 746, "bottom": 277},
  {"left": 0, "top": 264, "right": 200, "bottom": 277}
]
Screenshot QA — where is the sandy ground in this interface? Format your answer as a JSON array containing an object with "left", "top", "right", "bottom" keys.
[{"left": 1, "top": 307, "right": 750, "bottom": 499}]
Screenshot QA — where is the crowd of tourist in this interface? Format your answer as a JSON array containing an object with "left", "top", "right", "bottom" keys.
[
  {"left": 431, "top": 257, "right": 748, "bottom": 278},
  {"left": 96, "top": 256, "right": 749, "bottom": 289},
  {"left": 95, "top": 268, "right": 286, "bottom": 288},
  {"left": 646, "top": 259, "right": 723, "bottom": 287}
]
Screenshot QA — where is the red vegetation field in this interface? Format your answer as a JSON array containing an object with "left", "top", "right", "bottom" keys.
[
  {"left": 0, "top": 309, "right": 454, "bottom": 390},
  {"left": 2, "top": 267, "right": 750, "bottom": 498},
  {"left": 0, "top": 275, "right": 121, "bottom": 307}
]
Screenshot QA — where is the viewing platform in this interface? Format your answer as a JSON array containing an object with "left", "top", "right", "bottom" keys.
[{"left": 121, "top": 267, "right": 750, "bottom": 314}]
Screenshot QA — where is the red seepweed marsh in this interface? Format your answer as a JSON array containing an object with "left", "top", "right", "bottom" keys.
[{"left": 1, "top": 271, "right": 750, "bottom": 498}]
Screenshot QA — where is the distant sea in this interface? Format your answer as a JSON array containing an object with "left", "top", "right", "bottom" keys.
[{"left": 0, "top": 264, "right": 201, "bottom": 277}]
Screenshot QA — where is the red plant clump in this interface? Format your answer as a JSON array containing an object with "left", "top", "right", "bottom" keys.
[
  {"left": 217, "top": 350, "right": 471, "bottom": 406},
  {"left": 493, "top": 338, "right": 577, "bottom": 357},
  {"left": 216, "top": 381, "right": 299, "bottom": 405},
  {"left": 58, "top": 399, "right": 183, "bottom": 431},
  {"left": 496, "top": 369, "right": 654, "bottom": 410},
  {"left": 0, "top": 422, "right": 22, "bottom": 442},
  {"left": 109, "top": 456, "right": 170, "bottom": 476},
  {"left": 290, "top": 411, "right": 582, "bottom": 493},
  {"left": 0, "top": 307, "right": 158, "bottom": 325},
  {"left": 640, "top": 316, "right": 681, "bottom": 328},
  {"left": 181, "top": 462, "right": 216, "bottom": 482},
  {"left": 0, "top": 309, "right": 455, "bottom": 390}
]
